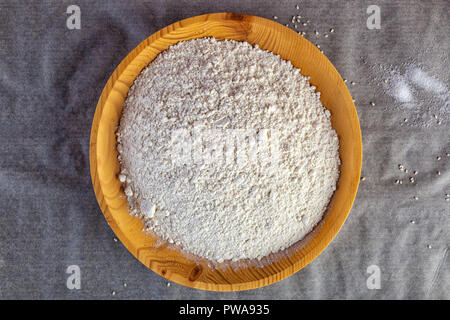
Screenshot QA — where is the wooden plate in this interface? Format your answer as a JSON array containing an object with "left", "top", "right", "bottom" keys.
[{"left": 90, "top": 13, "right": 362, "bottom": 291}]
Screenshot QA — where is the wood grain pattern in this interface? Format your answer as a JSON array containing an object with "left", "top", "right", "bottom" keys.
[{"left": 89, "top": 13, "right": 362, "bottom": 291}]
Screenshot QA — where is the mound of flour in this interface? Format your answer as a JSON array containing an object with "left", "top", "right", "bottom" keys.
[{"left": 117, "top": 38, "right": 340, "bottom": 263}]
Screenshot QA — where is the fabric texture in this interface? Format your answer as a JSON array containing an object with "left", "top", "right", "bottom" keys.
[{"left": 0, "top": 0, "right": 448, "bottom": 299}]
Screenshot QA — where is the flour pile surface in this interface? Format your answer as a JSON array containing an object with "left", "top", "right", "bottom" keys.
[{"left": 117, "top": 38, "right": 340, "bottom": 263}]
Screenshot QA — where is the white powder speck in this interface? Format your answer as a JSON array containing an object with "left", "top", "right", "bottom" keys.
[
  {"left": 407, "top": 67, "right": 447, "bottom": 94},
  {"left": 391, "top": 75, "right": 413, "bottom": 103},
  {"left": 117, "top": 38, "right": 340, "bottom": 263}
]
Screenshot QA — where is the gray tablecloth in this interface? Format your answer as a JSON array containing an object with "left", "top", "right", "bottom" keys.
[{"left": 0, "top": 0, "right": 448, "bottom": 299}]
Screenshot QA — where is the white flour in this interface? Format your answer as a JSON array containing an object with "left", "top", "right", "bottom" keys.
[
  {"left": 373, "top": 63, "right": 449, "bottom": 127},
  {"left": 117, "top": 38, "right": 340, "bottom": 263}
]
